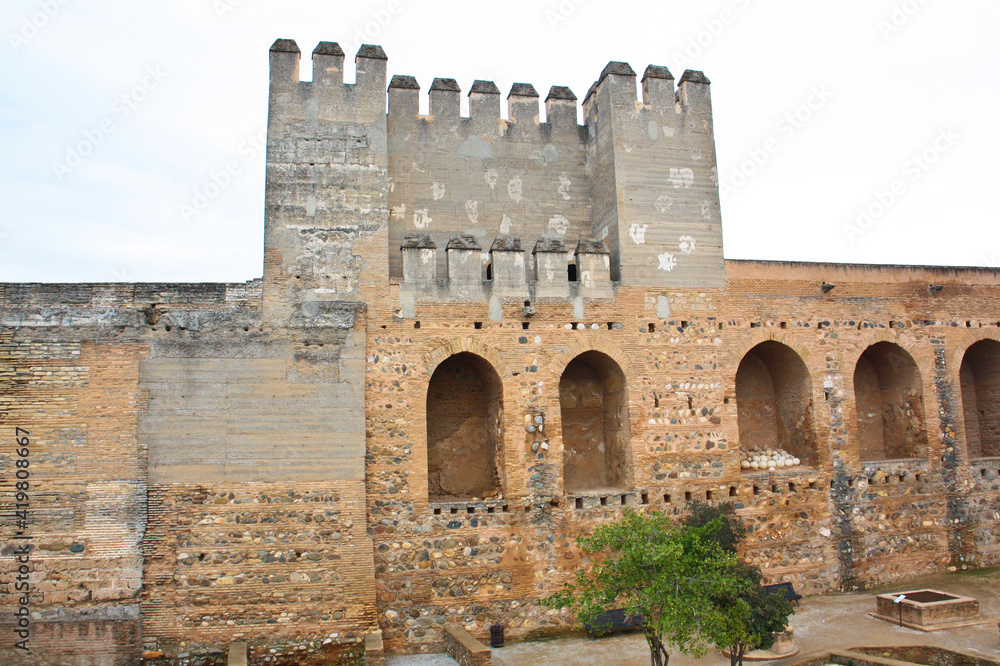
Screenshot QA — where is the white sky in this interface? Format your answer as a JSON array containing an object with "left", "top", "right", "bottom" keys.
[{"left": 2, "top": 0, "right": 998, "bottom": 283}]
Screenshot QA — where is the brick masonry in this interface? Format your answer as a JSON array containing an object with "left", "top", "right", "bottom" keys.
[{"left": 0, "top": 39, "right": 998, "bottom": 664}]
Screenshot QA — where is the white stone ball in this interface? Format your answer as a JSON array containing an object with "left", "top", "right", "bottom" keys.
[
  {"left": 793, "top": 458, "right": 801, "bottom": 466},
  {"left": 767, "top": 461, "right": 776, "bottom": 468},
  {"left": 741, "top": 461, "right": 751, "bottom": 469},
  {"left": 751, "top": 461, "right": 760, "bottom": 469},
  {"left": 775, "top": 460, "right": 785, "bottom": 467}
]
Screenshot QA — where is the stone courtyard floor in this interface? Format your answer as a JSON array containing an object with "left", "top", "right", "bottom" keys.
[{"left": 386, "top": 568, "right": 1000, "bottom": 665}]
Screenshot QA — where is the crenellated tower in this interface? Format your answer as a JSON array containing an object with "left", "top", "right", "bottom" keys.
[
  {"left": 264, "top": 39, "right": 389, "bottom": 326},
  {"left": 583, "top": 63, "right": 724, "bottom": 287},
  {"left": 263, "top": 39, "right": 726, "bottom": 324}
]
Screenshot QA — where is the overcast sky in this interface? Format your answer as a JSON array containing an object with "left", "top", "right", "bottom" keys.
[{"left": 2, "top": 0, "right": 998, "bottom": 283}]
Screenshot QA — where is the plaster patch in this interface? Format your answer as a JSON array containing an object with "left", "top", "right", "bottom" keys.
[
  {"left": 485, "top": 169, "right": 498, "bottom": 189},
  {"left": 413, "top": 209, "right": 432, "bottom": 229},
  {"left": 647, "top": 121, "right": 659, "bottom": 141},
  {"left": 629, "top": 223, "right": 648, "bottom": 245},
  {"left": 500, "top": 214, "right": 512, "bottom": 234},
  {"left": 507, "top": 176, "right": 523, "bottom": 203},
  {"left": 306, "top": 195, "right": 317, "bottom": 217},
  {"left": 465, "top": 200, "right": 480, "bottom": 224},
  {"left": 700, "top": 200, "right": 712, "bottom": 220},
  {"left": 457, "top": 135, "right": 493, "bottom": 160},
  {"left": 655, "top": 195, "right": 674, "bottom": 213},
  {"left": 390, "top": 205, "right": 406, "bottom": 220},
  {"left": 658, "top": 252, "right": 677, "bottom": 271},
  {"left": 431, "top": 182, "right": 446, "bottom": 200},
  {"left": 679, "top": 236, "right": 696, "bottom": 254},
  {"left": 548, "top": 215, "right": 569, "bottom": 235},
  {"left": 669, "top": 168, "right": 695, "bottom": 188},
  {"left": 558, "top": 173, "right": 572, "bottom": 200}
]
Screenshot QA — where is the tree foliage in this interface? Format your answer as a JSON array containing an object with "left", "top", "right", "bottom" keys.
[
  {"left": 544, "top": 505, "right": 793, "bottom": 666},
  {"left": 682, "top": 502, "right": 794, "bottom": 666},
  {"left": 544, "top": 510, "right": 753, "bottom": 666}
]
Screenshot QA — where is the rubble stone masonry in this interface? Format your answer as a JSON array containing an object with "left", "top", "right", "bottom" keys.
[{"left": 0, "top": 39, "right": 998, "bottom": 664}]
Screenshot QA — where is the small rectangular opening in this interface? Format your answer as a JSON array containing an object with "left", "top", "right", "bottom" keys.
[
  {"left": 620, "top": 494, "right": 627, "bottom": 505},
  {"left": 522, "top": 322, "right": 530, "bottom": 330},
  {"left": 648, "top": 323, "right": 656, "bottom": 333},
  {"left": 467, "top": 506, "right": 475, "bottom": 514},
  {"left": 788, "top": 482, "right": 796, "bottom": 493},
  {"left": 663, "top": 494, "right": 671, "bottom": 503},
  {"left": 640, "top": 493, "right": 649, "bottom": 505},
  {"left": 684, "top": 491, "right": 692, "bottom": 502},
  {"left": 914, "top": 474, "right": 922, "bottom": 483},
  {"left": 848, "top": 478, "right": 855, "bottom": 487},
  {"left": 414, "top": 321, "right": 421, "bottom": 329},
  {"left": 487, "top": 506, "right": 495, "bottom": 514},
  {"left": 770, "top": 484, "right": 779, "bottom": 493},
  {"left": 433, "top": 507, "right": 441, "bottom": 515},
  {"left": 599, "top": 496, "right": 608, "bottom": 506},
  {"left": 502, "top": 504, "right": 509, "bottom": 512},
  {"left": 607, "top": 322, "right": 615, "bottom": 330},
  {"left": 981, "top": 468, "right": 988, "bottom": 477},
  {"left": 780, "top": 322, "right": 787, "bottom": 329},
  {"left": 883, "top": 476, "right": 891, "bottom": 484},
  {"left": 898, "top": 474, "right": 906, "bottom": 483},
  {"left": 752, "top": 485, "right": 759, "bottom": 495},
  {"left": 705, "top": 490, "right": 714, "bottom": 500},
  {"left": 450, "top": 507, "right": 458, "bottom": 514},
  {"left": 750, "top": 322, "right": 760, "bottom": 328},
  {"left": 474, "top": 321, "right": 483, "bottom": 329},
  {"left": 680, "top": 320, "right": 688, "bottom": 328},
  {"left": 575, "top": 497, "right": 583, "bottom": 509},
  {"left": 729, "top": 486, "right": 736, "bottom": 497}
]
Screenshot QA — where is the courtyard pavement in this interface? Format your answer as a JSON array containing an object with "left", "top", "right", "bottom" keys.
[{"left": 386, "top": 568, "right": 1000, "bottom": 665}]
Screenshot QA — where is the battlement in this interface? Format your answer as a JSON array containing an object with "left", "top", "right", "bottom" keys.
[
  {"left": 398, "top": 232, "right": 612, "bottom": 308},
  {"left": 268, "top": 39, "right": 388, "bottom": 121},
  {"left": 265, "top": 39, "right": 726, "bottom": 326}
]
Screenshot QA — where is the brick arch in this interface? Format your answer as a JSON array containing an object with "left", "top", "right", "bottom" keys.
[
  {"left": 841, "top": 330, "right": 935, "bottom": 375},
  {"left": 948, "top": 330, "right": 1000, "bottom": 373},
  {"left": 848, "top": 338, "right": 930, "bottom": 462},
  {"left": 734, "top": 340, "right": 818, "bottom": 467},
  {"left": 955, "top": 336, "right": 1000, "bottom": 459},
  {"left": 425, "top": 351, "right": 505, "bottom": 502},
  {"left": 425, "top": 338, "right": 512, "bottom": 379},
  {"left": 724, "top": 331, "right": 815, "bottom": 396},
  {"left": 546, "top": 339, "right": 638, "bottom": 382},
  {"left": 557, "top": 349, "right": 634, "bottom": 492}
]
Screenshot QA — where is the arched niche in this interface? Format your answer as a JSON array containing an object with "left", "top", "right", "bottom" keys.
[
  {"left": 559, "top": 351, "right": 633, "bottom": 492},
  {"left": 735, "top": 341, "right": 816, "bottom": 468},
  {"left": 426, "top": 352, "right": 503, "bottom": 501},
  {"left": 853, "top": 342, "right": 928, "bottom": 461},
  {"left": 960, "top": 339, "right": 1000, "bottom": 459}
]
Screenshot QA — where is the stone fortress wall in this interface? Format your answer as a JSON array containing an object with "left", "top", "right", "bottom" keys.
[{"left": 0, "top": 39, "right": 998, "bottom": 664}]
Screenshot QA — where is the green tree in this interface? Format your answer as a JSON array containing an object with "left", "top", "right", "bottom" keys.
[
  {"left": 681, "top": 501, "right": 794, "bottom": 666},
  {"left": 544, "top": 510, "right": 753, "bottom": 666},
  {"left": 680, "top": 500, "right": 746, "bottom": 553}
]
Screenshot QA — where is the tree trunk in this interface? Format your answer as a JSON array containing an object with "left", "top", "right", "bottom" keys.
[{"left": 645, "top": 631, "right": 669, "bottom": 666}]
